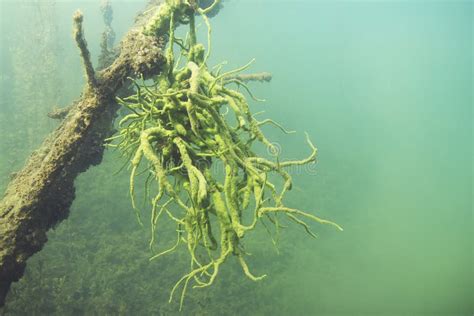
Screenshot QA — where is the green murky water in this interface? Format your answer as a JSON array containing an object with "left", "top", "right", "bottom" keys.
[{"left": 0, "top": 1, "right": 472, "bottom": 315}]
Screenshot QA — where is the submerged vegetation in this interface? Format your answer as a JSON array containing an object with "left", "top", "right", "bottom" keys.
[
  {"left": 2, "top": 0, "right": 472, "bottom": 314},
  {"left": 107, "top": 0, "right": 342, "bottom": 308}
]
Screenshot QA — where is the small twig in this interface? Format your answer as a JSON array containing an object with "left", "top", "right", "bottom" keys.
[
  {"left": 225, "top": 72, "right": 273, "bottom": 83},
  {"left": 73, "top": 10, "right": 97, "bottom": 89},
  {"left": 47, "top": 106, "right": 73, "bottom": 120}
]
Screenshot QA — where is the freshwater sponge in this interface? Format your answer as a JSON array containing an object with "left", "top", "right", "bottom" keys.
[{"left": 108, "top": 1, "right": 342, "bottom": 309}]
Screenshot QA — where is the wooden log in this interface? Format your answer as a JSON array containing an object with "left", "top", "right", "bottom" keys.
[{"left": 0, "top": 0, "right": 180, "bottom": 305}]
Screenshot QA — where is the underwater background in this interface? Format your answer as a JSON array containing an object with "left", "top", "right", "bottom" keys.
[{"left": 0, "top": 0, "right": 472, "bottom": 315}]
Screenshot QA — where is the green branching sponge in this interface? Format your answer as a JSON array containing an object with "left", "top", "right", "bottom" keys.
[{"left": 107, "top": 0, "right": 342, "bottom": 309}]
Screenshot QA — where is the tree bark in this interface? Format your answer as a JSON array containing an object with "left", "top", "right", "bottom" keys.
[{"left": 0, "top": 0, "right": 171, "bottom": 306}]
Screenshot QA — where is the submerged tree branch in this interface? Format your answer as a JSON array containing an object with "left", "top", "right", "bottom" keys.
[{"left": 0, "top": 0, "right": 207, "bottom": 306}]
